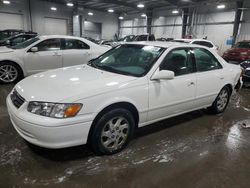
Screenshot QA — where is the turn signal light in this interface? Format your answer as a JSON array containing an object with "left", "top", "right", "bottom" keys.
[{"left": 64, "top": 104, "right": 82, "bottom": 118}]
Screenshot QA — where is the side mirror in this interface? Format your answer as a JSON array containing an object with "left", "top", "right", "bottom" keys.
[
  {"left": 151, "top": 70, "right": 175, "bottom": 80},
  {"left": 30, "top": 47, "right": 38, "bottom": 52}
]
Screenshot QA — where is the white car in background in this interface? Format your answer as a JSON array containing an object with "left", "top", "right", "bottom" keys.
[
  {"left": 172, "top": 39, "right": 218, "bottom": 52},
  {"left": 7, "top": 42, "right": 242, "bottom": 155},
  {"left": 0, "top": 35, "right": 110, "bottom": 84}
]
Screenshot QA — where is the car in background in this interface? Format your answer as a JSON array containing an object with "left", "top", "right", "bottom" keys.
[
  {"left": 240, "top": 60, "right": 250, "bottom": 86},
  {"left": 133, "top": 34, "right": 155, "bottom": 41},
  {"left": 0, "top": 33, "right": 37, "bottom": 47},
  {"left": 97, "top": 39, "right": 114, "bottom": 46},
  {"left": 82, "top": 37, "right": 98, "bottom": 44},
  {"left": 223, "top": 41, "right": 250, "bottom": 64},
  {"left": 7, "top": 42, "right": 242, "bottom": 155},
  {"left": 0, "top": 35, "right": 110, "bottom": 84},
  {"left": 0, "top": 29, "right": 37, "bottom": 40},
  {"left": 172, "top": 39, "right": 218, "bottom": 52},
  {"left": 156, "top": 37, "right": 174, "bottom": 42},
  {"left": 110, "top": 34, "right": 155, "bottom": 47},
  {"left": 118, "top": 35, "right": 135, "bottom": 42}
]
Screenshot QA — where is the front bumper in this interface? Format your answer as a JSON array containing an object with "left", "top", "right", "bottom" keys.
[{"left": 6, "top": 94, "right": 93, "bottom": 149}]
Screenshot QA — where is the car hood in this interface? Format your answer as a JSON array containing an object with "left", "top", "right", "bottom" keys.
[{"left": 15, "top": 65, "right": 138, "bottom": 102}]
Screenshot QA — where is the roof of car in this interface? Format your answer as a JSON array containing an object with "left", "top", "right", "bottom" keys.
[
  {"left": 126, "top": 41, "right": 206, "bottom": 49},
  {"left": 173, "top": 38, "right": 213, "bottom": 43},
  {"left": 39, "top": 35, "right": 83, "bottom": 40}
]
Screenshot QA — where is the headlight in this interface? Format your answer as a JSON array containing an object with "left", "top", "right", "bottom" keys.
[{"left": 27, "top": 102, "right": 82, "bottom": 118}]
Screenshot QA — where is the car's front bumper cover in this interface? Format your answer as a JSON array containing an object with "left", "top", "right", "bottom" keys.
[{"left": 6, "top": 94, "right": 93, "bottom": 149}]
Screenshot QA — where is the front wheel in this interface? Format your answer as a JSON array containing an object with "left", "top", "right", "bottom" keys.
[
  {"left": 90, "top": 108, "right": 135, "bottom": 155},
  {"left": 209, "top": 86, "right": 231, "bottom": 114}
]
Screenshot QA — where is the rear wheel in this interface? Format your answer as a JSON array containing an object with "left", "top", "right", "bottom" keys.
[
  {"left": 0, "top": 62, "right": 23, "bottom": 84},
  {"left": 90, "top": 108, "right": 135, "bottom": 155},
  {"left": 209, "top": 86, "right": 231, "bottom": 114}
]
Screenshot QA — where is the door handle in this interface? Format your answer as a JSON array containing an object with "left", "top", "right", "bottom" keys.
[
  {"left": 220, "top": 77, "right": 224, "bottom": 80},
  {"left": 188, "top": 82, "right": 195, "bottom": 86},
  {"left": 53, "top": 52, "right": 61, "bottom": 57}
]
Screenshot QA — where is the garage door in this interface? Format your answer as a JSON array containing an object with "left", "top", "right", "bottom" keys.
[
  {"left": 44, "top": 17, "right": 67, "bottom": 35},
  {"left": 0, "top": 13, "right": 24, "bottom": 30},
  {"left": 83, "top": 21, "right": 102, "bottom": 40}
]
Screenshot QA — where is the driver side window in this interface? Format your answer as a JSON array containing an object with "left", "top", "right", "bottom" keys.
[
  {"left": 160, "top": 48, "right": 193, "bottom": 76},
  {"left": 34, "top": 39, "right": 61, "bottom": 52}
]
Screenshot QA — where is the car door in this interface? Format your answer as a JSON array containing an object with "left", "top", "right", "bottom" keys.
[
  {"left": 24, "top": 38, "right": 63, "bottom": 75},
  {"left": 62, "top": 39, "right": 92, "bottom": 67},
  {"left": 191, "top": 48, "right": 225, "bottom": 107},
  {"left": 148, "top": 48, "right": 197, "bottom": 121}
]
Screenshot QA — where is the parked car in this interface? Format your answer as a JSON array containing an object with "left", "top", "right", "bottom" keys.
[
  {"left": 156, "top": 37, "right": 174, "bottom": 42},
  {"left": 82, "top": 37, "right": 98, "bottom": 44},
  {"left": 0, "top": 29, "right": 37, "bottom": 40},
  {"left": 97, "top": 39, "right": 114, "bottom": 46},
  {"left": 172, "top": 39, "right": 218, "bottom": 52},
  {"left": 0, "top": 35, "right": 110, "bottom": 84},
  {"left": 240, "top": 60, "right": 250, "bottom": 86},
  {"left": 223, "top": 41, "right": 250, "bottom": 64},
  {"left": 118, "top": 35, "right": 135, "bottom": 42},
  {"left": 110, "top": 34, "right": 155, "bottom": 47},
  {"left": 133, "top": 34, "right": 155, "bottom": 41},
  {"left": 0, "top": 33, "right": 37, "bottom": 47},
  {"left": 7, "top": 42, "right": 242, "bottom": 155}
]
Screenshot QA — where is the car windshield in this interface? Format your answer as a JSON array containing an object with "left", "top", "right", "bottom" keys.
[
  {"left": 235, "top": 42, "right": 250, "bottom": 49},
  {"left": 88, "top": 44, "right": 165, "bottom": 77},
  {"left": 11, "top": 37, "right": 40, "bottom": 49}
]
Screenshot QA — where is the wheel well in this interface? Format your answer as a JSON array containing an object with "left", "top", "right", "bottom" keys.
[
  {"left": 0, "top": 60, "right": 24, "bottom": 77},
  {"left": 224, "top": 84, "right": 233, "bottom": 95},
  {"left": 87, "top": 102, "right": 139, "bottom": 144}
]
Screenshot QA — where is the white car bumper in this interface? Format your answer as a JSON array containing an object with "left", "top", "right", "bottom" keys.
[{"left": 6, "top": 95, "right": 93, "bottom": 149}]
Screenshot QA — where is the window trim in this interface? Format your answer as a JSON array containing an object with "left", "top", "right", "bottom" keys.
[
  {"left": 158, "top": 47, "right": 196, "bottom": 77},
  {"left": 190, "top": 47, "right": 223, "bottom": 73},
  {"left": 27, "top": 38, "right": 62, "bottom": 52},
  {"left": 62, "top": 38, "right": 90, "bottom": 50}
]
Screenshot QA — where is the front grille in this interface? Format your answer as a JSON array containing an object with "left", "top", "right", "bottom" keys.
[{"left": 10, "top": 90, "right": 25, "bottom": 109}]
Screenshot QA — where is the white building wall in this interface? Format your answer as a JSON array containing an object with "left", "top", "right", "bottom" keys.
[
  {"left": 0, "top": 0, "right": 30, "bottom": 30},
  {"left": 0, "top": 0, "right": 118, "bottom": 39},
  {"left": 30, "top": 0, "right": 72, "bottom": 35},
  {"left": 238, "top": 0, "right": 250, "bottom": 42},
  {"left": 193, "top": 11, "right": 235, "bottom": 54},
  {"left": 80, "top": 9, "right": 118, "bottom": 40}
]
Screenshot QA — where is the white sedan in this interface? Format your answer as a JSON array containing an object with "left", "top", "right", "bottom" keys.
[
  {"left": 172, "top": 39, "right": 218, "bottom": 52},
  {"left": 7, "top": 42, "right": 242, "bottom": 155},
  {"left": 0, "top": 35, "right": 110, "bottom": 84}
]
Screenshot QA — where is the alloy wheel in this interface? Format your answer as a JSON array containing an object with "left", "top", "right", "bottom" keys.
[
  {"left": 101, "top": 116, "right": 129, "bottom": 152},
  {"left": 0, "top": 65, "right": 18, "bottom": 83},
  {"left": 216, "top": 89, "right": 229, "bottom": 111}
]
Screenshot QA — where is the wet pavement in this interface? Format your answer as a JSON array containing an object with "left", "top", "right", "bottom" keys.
[{"left": 1, "top": 84, "right": 250, "bottom": 188}]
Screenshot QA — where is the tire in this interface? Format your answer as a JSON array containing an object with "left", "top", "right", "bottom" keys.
[
  {"left": 0, "top": 62, "right": 23, "bottom": 84},
  {"left": 209, "top": 86, "right": 231, "bottom": 114},
  {"left": 90, "top": 108, "right": 135, "bottom": 155}
]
